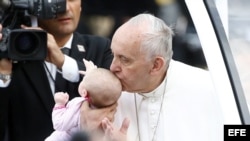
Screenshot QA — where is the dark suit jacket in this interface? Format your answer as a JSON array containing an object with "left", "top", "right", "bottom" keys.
[{"left": 0, "top": 32, "right": 113, "bottom": 141}]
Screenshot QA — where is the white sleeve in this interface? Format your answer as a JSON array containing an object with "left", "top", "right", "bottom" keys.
[{"left": 61, "top": 55, "right": 80, "bottom": 82}]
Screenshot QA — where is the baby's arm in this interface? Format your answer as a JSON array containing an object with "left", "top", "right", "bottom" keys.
[
  {"left": 54, "top": 92, "right": 69, "bottom": 108},
  {"left": 52, "top": 92, "right": 84, "bottom": 132},
  {"left": 52, "top": 92, "right": 72, "bottom": 131},
  {"left": 79, "top": 59, "right": 97, "bottom": 75}
]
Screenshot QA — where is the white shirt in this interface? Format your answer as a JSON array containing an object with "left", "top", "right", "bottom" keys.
[{"left": 114, "top": 60, "right": 224, "bottom": 141}]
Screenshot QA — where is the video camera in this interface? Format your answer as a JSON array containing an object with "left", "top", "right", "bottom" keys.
[{"left": 0, "top": 0, "right": 66, "bottom": 61}]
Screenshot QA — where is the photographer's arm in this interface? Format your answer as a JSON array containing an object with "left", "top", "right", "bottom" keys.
[
  {"left": 0, "top": 25, "right": 12, "bottom": 86},
  {"left": 44, "top": 32, "right": 80, "bottom": 82}
]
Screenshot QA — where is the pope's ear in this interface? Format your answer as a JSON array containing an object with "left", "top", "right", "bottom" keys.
[{"left": 150, "top": 57, "right": 165, "bottom": 74}]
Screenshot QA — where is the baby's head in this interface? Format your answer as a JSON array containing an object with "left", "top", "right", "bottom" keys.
[{"left": 78, "top": 68, "right": 122, "bottom": 108}]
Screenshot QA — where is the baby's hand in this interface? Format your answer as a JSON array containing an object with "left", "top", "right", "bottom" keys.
[
  {"left": 54, "top": 92, "right": 69, "bottom": 106},
  {"left": 79, "top": 59, "right": 97, "bottom": 76}
]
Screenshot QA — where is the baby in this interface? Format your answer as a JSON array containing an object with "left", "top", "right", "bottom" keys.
[{"left": 45, "top": 60, "right": 122, "bottom": 141}]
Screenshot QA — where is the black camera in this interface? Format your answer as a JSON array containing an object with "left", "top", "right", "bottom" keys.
[{"left": 0, "top": 0, "right": 66, "bottom": 61}]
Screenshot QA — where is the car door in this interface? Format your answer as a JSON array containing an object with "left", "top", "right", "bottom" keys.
[{"left": 184, "top": 0, "right": 250, "bottom": 124}]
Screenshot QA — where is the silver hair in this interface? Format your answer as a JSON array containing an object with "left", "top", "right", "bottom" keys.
[{"left": 127, "top": 13, "right": 174, "bottom": 66}]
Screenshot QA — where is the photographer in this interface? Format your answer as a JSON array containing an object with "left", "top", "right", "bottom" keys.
[{"left": 0, "top": 0, "right": 116, "bottom": 140}]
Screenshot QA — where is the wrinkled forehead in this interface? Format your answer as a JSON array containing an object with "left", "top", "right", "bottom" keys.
[
  {"left": 111, "top": 39, "right": 140, "bottom": 62},
  {"left": 111, "top": 24, "right": 145, "bottom": 54}
]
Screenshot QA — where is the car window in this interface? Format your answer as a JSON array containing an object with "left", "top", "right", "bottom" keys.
[
  {"left": 226, "top": 0, "right": 250, "bottom": 111},
  {"left": 185, "top": 0, "right": 250, "bottom": 124},
  {"left": 214, "top": 0, "right": 250, "bottom": 122}
]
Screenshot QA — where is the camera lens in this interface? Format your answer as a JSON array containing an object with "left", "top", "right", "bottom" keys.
[
  {"left": 8, "top": 29, "right": 47, "bottom": 61},
  {"left": 15, "top": 32, "right": 38, "bottom": 55}
]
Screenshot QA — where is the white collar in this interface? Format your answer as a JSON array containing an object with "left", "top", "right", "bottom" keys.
[
  {"left": 62, "top": 34, "right": 73, "bottom": 49},
  {"left": 139, "top": 75, "right": 167, "bottom": 98}
]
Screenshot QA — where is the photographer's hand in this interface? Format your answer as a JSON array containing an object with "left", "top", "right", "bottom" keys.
[
  {"left": 0, "top": 58, "right": 12, "bottom": 83},
  {"left": 45, "top": 33, "right": 65, "bottom": 69},
  {"left": 0, "top": 24, "right": 12, "bottom": 83}
]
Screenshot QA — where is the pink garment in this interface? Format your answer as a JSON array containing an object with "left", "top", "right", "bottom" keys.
[{"left": 45, "top": 97, "right": 86, "bottom": 141}]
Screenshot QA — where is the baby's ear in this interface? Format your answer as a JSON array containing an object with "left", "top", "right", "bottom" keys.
[{"left": 79, "top": 87, "right": 87, "bottom": 97}]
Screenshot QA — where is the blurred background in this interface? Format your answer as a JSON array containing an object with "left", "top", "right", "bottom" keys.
[{"left": 77, "top": 0, "right": 208, "bottom": 69}]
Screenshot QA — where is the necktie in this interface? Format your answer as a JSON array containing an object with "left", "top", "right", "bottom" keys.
[
  {"left": 55, "top": 48, "right": 70, "bottom": 92},
  {"left": 61, "top": 47, "right": 70, "bottom": 55}
]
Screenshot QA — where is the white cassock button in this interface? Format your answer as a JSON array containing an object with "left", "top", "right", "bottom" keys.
[
  {"left": 151, "top": 124, "right": 156, "bottom": 129},
  {"left": 150, "top": 110, "right": 155, "bottom": 115},
  {"left": 151, "top": 98, "right": 155, "bottom": 103}
]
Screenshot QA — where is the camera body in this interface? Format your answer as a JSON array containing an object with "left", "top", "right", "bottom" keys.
[{"left": 0, "top": 0, "right": 66, "bottom": 61}]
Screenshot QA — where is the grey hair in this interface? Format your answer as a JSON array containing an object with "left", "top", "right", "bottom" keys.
[{"left": 127, "top": 13, "right": 174, "bottom": 66}]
